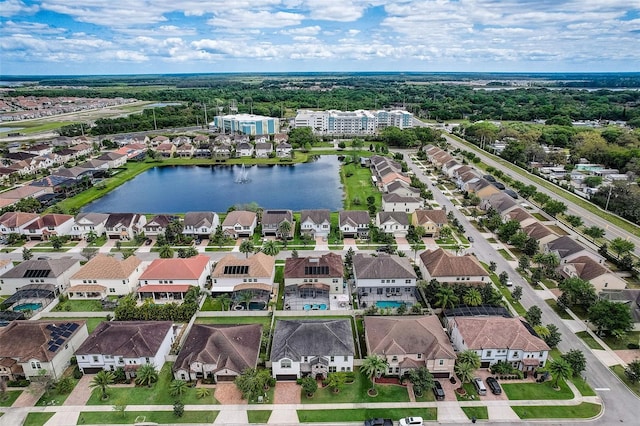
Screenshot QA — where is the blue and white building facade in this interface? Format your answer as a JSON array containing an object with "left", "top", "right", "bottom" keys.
[
  {"left": 294, "top": 109, "right": 413, "bottom": 135},
  {"left": 211, "top": 114, "right": 280, "bottom": 135}
]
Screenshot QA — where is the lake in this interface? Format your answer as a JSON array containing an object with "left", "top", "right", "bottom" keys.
[{"left": 82, "top": 156, "right": 344, "bottom": 213}]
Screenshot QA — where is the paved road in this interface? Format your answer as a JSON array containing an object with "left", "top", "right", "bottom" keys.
[
  {"left": 438, "top": 133, "right": 640, "bottom": 257},
  {"left": 403, "top": 151, "right": 640, "bottom": 425}
]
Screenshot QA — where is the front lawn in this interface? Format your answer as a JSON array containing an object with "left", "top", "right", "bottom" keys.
[
  {"left": 86, "top": 363, "right": 218, "bottom": 405},
  {"left": 502, "top": 379, "right": 573, "bottom": 400},
  {"left": 297, "top": 408, "right": 437, "bottom": 423},
  {"left": 575, "top": 331, "right": 605, "bottom": 350},
  {"left": 0, "top": 390, "right": 22, "bottom": 406},
  {"left": 22, "top": 412, "right": 55, "bottom": 426},
  {"left": 303, "top": 370, "right": 409, "bottom": 404},
  {"left": 545, "top": 299, "right": 572, "bottom": 320},
  {"left": 461, "top": 406, "right": 488, "bottom": 420},
  {"left": 77, "top": 410, "right": 218, "bottom": 424},
  {"left": 53, "top": 299, "right": 104, "bottom": 312},
  {"left": 601, "top": 331, "right": 640, "bottom": 350},
  {"left": 36, "top": 377, "right": 79, "bottom": 406},
  {"left": 247, "top": 410, "right": 271, "bottom": 424},
  {"left": 512, "top": 403, "right": 601, "bottom": 419},
  {"left": 570, "top": 376, "right": 596, "bottom": 397}
]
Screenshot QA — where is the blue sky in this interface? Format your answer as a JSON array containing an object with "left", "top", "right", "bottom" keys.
[{"left": 1, "top": 0, "right": 639, "bottom": 75}]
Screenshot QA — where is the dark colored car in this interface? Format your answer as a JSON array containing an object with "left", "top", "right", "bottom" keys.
[
  {"left": 492, "top": 182, "right": 506, "bottom": 190},
  {"left": 432, "top": 380, "right": 445, "bottom": 400},
  {"left": 145, "top": 239, "right": 152, "bottom": 245},
  {"left": 486, "top": 377, "right": 502, "bottom": 395},
  {"left": 483, "top": 174, "right": 496, "bottom": 182},
  {"left": 364, "top": 418, "right": 393, "bottom": 426}
]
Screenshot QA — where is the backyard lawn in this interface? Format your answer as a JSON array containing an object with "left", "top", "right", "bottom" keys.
[
  {"left": 53, "top": 299, "right": 104, "bottom": 312},
  {"left": 86, "top": 363, "right": 218, "bottom": 405},
  {"left": 195, "top": 316, "right": 271, "bottom": 328},
  {"left": 512, "top": 403, "right": 601, "bottom": 419},
  {"left": 297, "top": 408, "right": 436, "bottom": 423},
  {"left": 77, "top": 411, "right": 218, "bottom": 424},
  {"left": 341, "top": 162, "right": 381, "bottom": 210},
  {"left": 0, "top": 390, "right": 22, "bottom": 407},
  {"left": 502, "top": 379, "right": 573, "bottom": 400}
]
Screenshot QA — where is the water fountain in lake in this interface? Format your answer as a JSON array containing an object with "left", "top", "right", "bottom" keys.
[{"left": 235, "top": 164, "right": 251, "bottom": 183}]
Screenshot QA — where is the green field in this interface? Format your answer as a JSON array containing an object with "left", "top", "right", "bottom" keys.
[
  {"left": 341, "top": 161, "right": 381, "bottom": 210},
  {"left": 247, "top": 410, "right": 271, "bottom": 424},
  {"left": 502, "top": 379, "right": 573, "bottom": 400},
  {"left": 297, "top": 408, "right": 437, "bottom": 423}
]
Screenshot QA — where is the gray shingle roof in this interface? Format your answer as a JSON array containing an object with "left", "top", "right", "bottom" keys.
[
  {"left": 270, "top": 319, "right": 354, "bottom": 362},
  {"left": 75, "top": 321, "right": 173, "bottom": 358},
  {"left": 353, "top": 253, "right": 417, "bottom": 280},
  {"left": 0, "top": 258, "right": 79, "bottom": 279}
]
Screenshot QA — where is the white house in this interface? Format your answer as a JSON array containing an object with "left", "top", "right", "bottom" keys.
[
  {"left": 138, "top": 255, "right": 211, "bottom": 302},
  {"left": 69, "top": 212, "right": 109, "bottom": 240},
  {"left": 0, "top": 258, "right": 81, "bottom": 296},
  {"left": 339, "top": 210, "right": 370, "bottom": 239},
  {"left": 23, "top": 214, "right": 75, "bottom": 240},
  {"left": 0, "top": 211, "right": 40, "bottom": 236},
  {"left": 382, "top": 194, "right": 423, "bottom": 213},
  {"left": 221, "top": 210, "right": 257, "bottom": 239},
  {"left": 352, "top": 253, "right": 417, "bottom": 305},
  {"left": 299, "top": 209, "right": 331, "bottom": 238},
  {"left": 104, "top": 213, "right": 147, "bottom": 240},
  {"left": 182, "top": 212, "right": 219, "bottom": 239},
  {"left": 211, "top": 252, "right": 275, "bottom": 294},
  {"left": 376, "top": 211, "right": 409, "bottom": 237},
  {"left": 67, "top": 255, "right": 144, "bottom": 298}
]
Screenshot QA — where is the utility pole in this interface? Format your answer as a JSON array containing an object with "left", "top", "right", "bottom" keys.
[
  {"left": 203, "top": 103, "right": 208, "bottom": 127},
  {"left": 605, "top": 183, "right": 613, "bottom": 211},
  {"left": 152, "top": 109, "right": 157, "bottom": 131}
]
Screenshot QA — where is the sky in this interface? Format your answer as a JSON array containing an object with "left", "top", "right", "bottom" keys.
[{"left": 1, "top": 0, "right": 640, "bottom": 76}]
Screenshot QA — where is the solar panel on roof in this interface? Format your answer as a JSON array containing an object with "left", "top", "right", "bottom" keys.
[
  {"left": 55, "top": 338, "right": 65, "bottom": 345},
  {"left": 68, "top": 323, "right": 79, "bottom": 331},
  {"left": 23, "top": 269, "right": 51, "bottom": 278},
  {"left": 46, "top": 324, "right": 55, "bottom": 331},
  {"left": 62, "top": 331, "right": 72, "bottom": 337},
  {"left": 48, "top": 344, "right": 59, "bottom": 352}
]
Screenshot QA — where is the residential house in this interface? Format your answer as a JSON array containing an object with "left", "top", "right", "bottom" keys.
[
  {"left": 0, "top": 258, "right": 81, "bottom": 296},
  {"left": 68, "top": 255, "right": 144, "bottom": 298},
  {"left": 78, "top": 159, "right": 109, "bottom": 171},
  {"left": 24, "top": 143, "right": 53, "bottom": 156},
  {"left": 447, "top": 316, "right": 550, "bottom": 371},
  {"left": 183, "top": 212, "right": 219, "bottom": 239},
  {"left": 75, "top": 321, "right": 173, "bottom": 378},
  {"left": 0, "top": 320, "right": 88, "bottom": 381},
  {"left": 419, "top": 248, "right": 489, "bottom": 285},
  {"left": 545, "top": 236, "right": 603, "bottom": 264},
  {"left": 411, "top": 209, "right": 447, "bottom": 238},
  {"left": 212, "top": 143, "right": 232, "bottom": 159},
  {"left": 365, "top": 316, "right": 456, "bottom": 378},
  {"left": 156, "top": 142, "right": 176, "bottom": 158},
  {"left": 173, "top": 324, "right": 262, "bottom": 382},
  {"left": 104, "top": 213, "right": 147, "bottom": 240},
  {"left": 51, "top": 166, "right": 94, "bottom": 182},
  {"left": 503, "top": 208, "right": 537, "bottom": 229},
  {"left": 176, "top": 144, "right": 195, "bottom": 158},
  {"left": 0, "top": 211, "right": 40, "bottom": 236},
  {"left": 115, "top": 143, "right": 146, "bottom": 161},
  {"left": 138, "top": 255, "right": 211, "bottom": 302},
  {"left": 143, "top": 214, "right": 174, "bottom": 237},
  {"left": 255, "top": 142, "right": 273, "bottom": 158},
  {"left": 284, "top": 253, "right": 344, "bottom": 309},
  {"left": 274, "top": 133, "right": 288, "bottom": 143},
  {"left": 151, "top": 135, "right": 169, "bottom": 146},
  {"left": 353, "top": 254, "right": 417, "bottom": 305},
  {"left": 172, "top": 136, "right": 191, "bottom": 146},
  {"left": 382, "top": 194, "right": 423, "bottom": 214},
  {"left": 254, "top": 135, "right": 269, "bottom": 144},
  {"left": 69, "top": 212, "right": 109, "bottom": 240},
  {"left": 95, "top": 152, "right": 127, "bottom": 168},
  {"left": 270, "top": 319, "right": 355, "bottom": 380},
  {"left": 68, "top": 142, "right": 93, "bottom": 158},
  {"left": 559, "top": 256, "right": 627, "bottom": 292},
  {"left": 376, "top": 211, "right": 410, "bottom": 237},
  {"left": 221, "top": 210, "right": 257, "bottom": 239},
  {"left": 236, "top": 142, "right": 254, "bottom": 157},
  {"left": 211, "top": 253, "right": 275, "bottom": 304},
  {"left": 339, "top": 210, "right": 370, "bottom": 239},
  {"left": 262, "top": 209, "right": 294, "bottom": 238},
  {"left": 276, "top": 142, "right": 292, "bottom": 157},
  {"left": 23, "top": 214, "right": 74, "bottom": 240},
  {"left": 522, "top": 222, "right": 559, "bottom": 246},
  {"left": 386, "top": 181, "right": 421, "bottom": 198},
  {"left": 480, "top": 192, "right": 519, "bottom": 215},
  {"left": 299, "top": 209, "right": 331, "bottom": 238},
  {"left": 380, "top": 171, "right": 412, "bottom": 191}
]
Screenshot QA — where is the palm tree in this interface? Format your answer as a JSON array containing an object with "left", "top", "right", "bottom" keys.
[
  {"left": 435, "top": 286, "right": 458, "bottom": 310},
  {"left": 135, "top": 364, "right": 159, "bottom": 387},
  {"left": 456, "top": 350, "right": 481, "bottom": 370},
  {"left": 159, "top": 245, "right": 174, "bottom": 258},
  {"left": 463, "top": 288, "right": 482, "bottom": 306},
  {"left": 216, "top": 293, "right": 232, "bottom": 311},
  {"left": 195, "top": 387, "right": 211, "bottom": 399},
  {"left": 548, "top": 359, "right": 573, "bottom": 388},
  {"left": 261, "top": 240, "right": 280, "bottom": 256},
  {"left": 278, "top": 220, "right": 291, "bottom": 241},
  {"left": 454, "top": 361, "right": 475, "bottom": 385},
  {"left": 90, "top": 370, "right": 115, "bottom": 400},
  {"left": 360, "top": 354, "right": 388, "bottom": 393},
  {"left": 239, "top": 240, "right": 254, "bottom": 258},
  {"left": 85, "top": 230, "right": 98, "bottom": 243},
  {"left": 237, "top": 290, "right": 254, "bottom": 309},
  {"left": 170, "top": 379, "right": 189, "bottom": 398}
]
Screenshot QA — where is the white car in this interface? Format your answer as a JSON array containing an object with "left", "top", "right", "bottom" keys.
[{"left": 399, "top": 417, "right": 423, "bottom": 426}]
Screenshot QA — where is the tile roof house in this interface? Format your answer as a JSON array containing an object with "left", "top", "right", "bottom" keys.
[
  {"left": 411, "top": 209, "right": 448, "bottom": 238},
  {"left": 522, "top": 222, "right": 559, "bottom": 246},
  {"left": 176, "top": 144, "right": 195, "bottom": 158},
  {"left": 559, "top": 255, "right": 627, "bottom": 292},
  {"left": 353, "top": 253, "right": 417, "bottom": 305},
  {"left": 23, "top": 214, "right": 75, "bottom": 240},
  {"left": 382, "top": 193, "right": 423, "bottom": 214},
  {"left": 255, "top": 142, "right": 273, "bottom": 158},
  {"left": 0, "top": 211, "right": 40, "bottom": 236},
  {"left": 262, "top": 209, "right": 294, "bottom": 238},
  {"left": 447, "top": 316, "right": 550, "bottom": 371},
  {"left": 182, "top": 211, "right": 220, "bottom": 239},
  {"left": 276, "top": 142, "right": 292, "bottom": 157},
  {"left": 173, "top": 323, "right": 262, "bottom": 382},
  {"left": 68, "top": 254, "right": 144, "bottom": 298},
  {"left": 365, "top": 316, "right": 456, "bottom": 378},
  {"left": 376, "top": 211, "right": 410, "bottom": 237},
  {"left": 143, "top": 214, "right": 174, "bottom": 237},
  {"left": 419, "top": 248, "right": 489, "bottom": 285},
  {"left": 156, "top": 142, "right": 176, "bottom": 157},
  {"left": 299, "top": 209, "right": 331, "bottom": 238},
  {"left": 236, "top": 142, "right": 254, "bottom": 157},
  {"left": 339, "top": 210, "right": 370, "bottom": 239},
  {"left": 270, "top": 319, "right": 355, "bottom": 380},
  {"left": 95, "top": 151, "right": 127, "bottom": 168},
  {"left": 138, "top": 255, "right": 211, "bottom": 302},
  {"left": 0, "top": 320, "right": 88, "bottom": 381},
  {"left": 284, "top": 253, "right": 344, "bottom": 309},
  {"left": 69, "top": 212, "right": 109, "bottom": 240},
  {"left": 385, "top": 181, "right": 421, "bottom": 198},
  {"left": 0, "top": 257, "right": 81, "bottom": 296},
  {"left": 480, "top": 192, "right": 519, "bottom": 214},
  {"left": 221, "top": 210, "right": 258, "bottom": 239},
  {"left": 545, "top": 236, "right": 603, "bottom": 264},
  {"left": 75, "top": 321, "right": 173, "bottom": 378},
  {"left": 502, "top": 207, "right": 537, "bottom": 228},
  {"left": 211, "top": 252, "right": 275, "bottom": 296},
  {"left": 51, "top": 166, "right": 94, "bottom": 181},
  {"left": 105, "top": 213, "right": 147, "bottom": 240}
]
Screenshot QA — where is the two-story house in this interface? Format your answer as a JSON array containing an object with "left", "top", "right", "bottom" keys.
[
  {"left": 221, "top": 210, "right": 258, "bottom": 239},
  {"left": 23, "top": 214, "right": 75, "bottom": 240},
  {"left": 104, "top": 213, "right": 147, "bottom": 240},
  {"left": 262, "top": 209, "right": 294, "bottom": 239},
  {"left": 0, "top": 258, "right": 81, "bottom": 296},
  {"left": 376, "top": 211, "right": 409, "bottom": 237},
  {"left": 411, "top": 209, "right": 447, "bottom": 238},
  {"left": 338, "top": 210, "right": 370, "bottom": 239},
  {"left": 67, "top": 254, "right": 144, "bottom": 298},
  {"left": 0, "top": 211, "right": 40, "bottom": 237},
  {"left": 138, "top": 255, "right": 211, "bottom": 302},
  {"left": 211, "top": 253, "right": 275, "bottom": 306},
  {"left": 299, "top": 209, "right": 331, "bottom": 238},
  {"left": 182, "top": 212, "right": 219, "bottom": 240},
  {"left": 419, "top": 248, "right": 490, "bottom": 285},
  {"left": 353, "top": 254, "right": 417, "bottom": 306},
  {"left": 382, "top": 193, "right": 423, "bottom": 213},
  {"left": 284, "top": 253, "right": 344, "bottom": 310},
  {"left": 69, "top": 212, "right": 109, "bottom": 240},
  {"left": 143, "top": 214, "right": 173, "bottom": 238}
]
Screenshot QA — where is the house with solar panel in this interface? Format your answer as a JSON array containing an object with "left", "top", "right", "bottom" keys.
[
  {"left": 0, "top": 320, "right": 88, "bottom": 381},
  {"left": 0, "top": 258, "right": 81, "bottom": 296},
  {"left": 210, "top": 252, "right": 275, "bottom": 310}
]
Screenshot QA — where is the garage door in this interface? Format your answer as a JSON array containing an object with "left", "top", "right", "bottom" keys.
[
  {"left": 276, "top": 374, "right": 298, "bottom": 381},
  {"left": 82, "top": 367, "right": 103, "bottom": 374},
  {"left": 480, "top": 362, "right": 490, "bottom": 368},
  {"left": 216, "top": 375, "right": 235, "bottom": 382},
  {"left": 433, "top": 372, "right": 450, "bottom": 379}
]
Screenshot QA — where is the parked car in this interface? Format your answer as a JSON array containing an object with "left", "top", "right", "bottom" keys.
[
  {"left": 145, "top": 239, "right": 152, "bottom": 245},
  {"left": 399, "top": 417, "right": 423, "bottom": 426},
  {"left": 473, "top": 377, "right": 487, "bottom": 396},
  {"left": 506, "top": 279, "right": 513, "bottom": 287},
  {"left": 468, "top": 236, "right": 474, "bottom": 243},
  {"left": 486, "top": 377, "right": 502, "bottom": 395},
  {"left": 432, "top": 380, "right": 445, "bottom": 400},
  {"left": 492, "top": 182, "right": 506, "bottom": 190},
  {"left": 364, "top": 418, "right": 393, "bottom": 426}
]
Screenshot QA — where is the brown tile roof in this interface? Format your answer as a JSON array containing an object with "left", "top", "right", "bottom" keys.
[
  {"left": 0, "top": 320, "right": 86, "bottom": 362},
  {"left": 71, "top": 254, "right": 142, "bottom": 280},
  {"left": 353, "top": 254, "right": 416, "bottom": 280},
  {"left": 211, "top": 252, "right": 274, "bottom": 279},
  {"left": 413, "top": 209, "right": 447, "bottom": 226},
  {"left": 452, "top": 316, "right": 550, "bottom": 352},
  {"left": 0, "top": 211, "right": 39, "bottom": 227},
  {"left": 24, "top": 214, "right": 74, "bottom": 230},
  {"left": 284, "top": 253, "right": 343, "bottom": 278},
  {"left": 68, "top": 284, "right": 106, "bottom": 293},
  {"left": 141, "top": 255, "right": 210, "bottom": 280},
  {"left": 173, "top": 324, "right": 261, "bottom": 376},
  {"left": 420, "top": 248, "right": 488, "bottom": 278},
  {"left": 564, "top": 256, "right": 609, "bottom": 281},
  {"left": 365, "top": 316, "right": 456, "bottom": 360},
  {"left": 523, "top": 222, "right": 557, "bottom": 240},
  {"left": 75, "top": 321, "right": 173, "bottom": 358},
  {"left": 504, "top": 208, "right": 535, "bottom": 223},
  {"left": 222, "top": 210, "right": 257, "bottom": 228}
]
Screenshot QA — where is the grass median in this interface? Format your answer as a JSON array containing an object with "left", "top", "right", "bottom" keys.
[
  {"left": 77, "top": 410, "right": 218, "bottom": 424},
  {"left": 512, "top": 403, "right": 601, "bottom": 419},
  {"left": 297, "top": 408, "right": 437, "bottom": 423}
]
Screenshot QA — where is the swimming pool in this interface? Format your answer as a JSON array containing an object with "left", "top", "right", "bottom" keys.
[
  {"left": 12, "top": 302, "right": 43, "bottom": 312},
  {"left": 303, "top": 303, "right": 328, "bottom": 311},
  {"left": 248, "top": 301, "right": 266, "bottom": 310},
  {"left": 376, "top": 300, "right": 407, "bottom": 309}
]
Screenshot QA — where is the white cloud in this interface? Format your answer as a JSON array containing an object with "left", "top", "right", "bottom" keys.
[
  {"left": 281, "top": 26, "right": 322, "bottom": 36},
  {"left": 207, "top": 10, "right": 304, "bottom": 29},
  {"left": 0, "top": 0, "right": 39, "bottom": 18}
]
